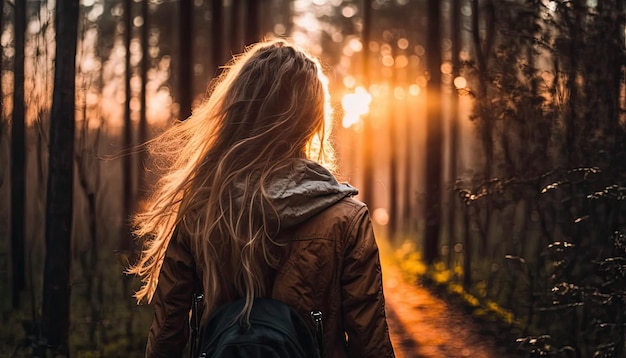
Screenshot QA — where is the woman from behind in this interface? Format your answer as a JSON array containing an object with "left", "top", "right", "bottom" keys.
[{"left": 128, "top": 38, "right": 395, "bottom": 358}]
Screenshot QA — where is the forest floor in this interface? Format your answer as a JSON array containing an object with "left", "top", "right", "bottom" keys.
[{"left": 379, "top": 238, "right": 513, "bottom": 358}]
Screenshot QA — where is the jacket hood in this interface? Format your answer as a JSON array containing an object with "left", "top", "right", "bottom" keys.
[
  {"left": 233, "top": 159, "right": 358, "bottom": 229},
  {"left": 266, "top": 159, "right": 358, "bottom": 228}
]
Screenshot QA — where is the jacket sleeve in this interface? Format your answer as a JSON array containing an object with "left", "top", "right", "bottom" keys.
[
  {"left": 145, "top": 229, "right": 197, "bottom": 358},
  {"left": 341, "top": 205, "right": 395, "bottom": 358}
]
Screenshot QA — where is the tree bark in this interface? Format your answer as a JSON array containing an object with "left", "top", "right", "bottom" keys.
[
  {"left": 10, "top": 0, "right": 26, "bottom": 310},
  {"left": 423, "top": 0, "right": 443, "bottom": 264},
  {"left": 41, "top": 0, "right": 79, "bottom": 353}
]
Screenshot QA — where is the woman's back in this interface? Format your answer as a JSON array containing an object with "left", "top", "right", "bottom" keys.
[{"left": 128, "top": 39, "right": 395, "bottom": 357}]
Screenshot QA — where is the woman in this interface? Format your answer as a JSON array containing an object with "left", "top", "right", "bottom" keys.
[{"left": 128, "top": 39, "right": 395, "bottom": 358}]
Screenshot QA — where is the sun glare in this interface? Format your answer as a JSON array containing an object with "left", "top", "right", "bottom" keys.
[{"left": 341, "top": 86, "right": 372, "bottom": 128}]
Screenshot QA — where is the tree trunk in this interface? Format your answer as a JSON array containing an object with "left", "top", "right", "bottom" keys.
[
  {"left": 423, "top": 0, "right": 443, "bottom": 264},
  {"left": 462, "top": 203, "right": 472, "bottom": 290},
  {"left": 471, "top": 0, "right": 495, "bottom": 255},
  {"left": 10, "top": 0, "right": 26, "bottom": 310},
  {"left": 244, "top": 0, "right": 259, "bottom": 47},
  {"left": 361, "top": 0, "right": 374, "bottom": 208},
  {"left": 0, "top": 0, "right": 3, "bottom": 129},
  {"left": 230, "top": 0, "right": 242, "bottom": 54},
  {"left": 40, "top": 0, "right": 79, "bottom": 354},
  {"left": 402, "top": 93, "right": 413, "bottom": 235},
  {"left": 0, "top": 0, "right": 2, "bottom": 120},
  {"left": 565, "top": 1, "right": 582, "bottom": 167},
  {"left": 388, "top": 42, "right": 398, "bottom": 241},
  {"left": 138, "top": 0, "right": 149, "bottom": 196},
  {"left": 471, "top": 0, "right": 494, "bottom": 179},
  {"left": 446, "top": 0, "right": 461, "bottom": 268},
  {"left": 122, "top": 0, "right": 134, "bottom": 253},
  {"left": 179, "top": 0, "right": 193, "bottom": 121},
  {"left": 211, "top": 0, "right": 224, "bottom": 74},
  {"left": 122, "top": 1, "right": 136, "bottom": 348}
]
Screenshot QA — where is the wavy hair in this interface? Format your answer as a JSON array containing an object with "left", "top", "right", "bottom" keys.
[{"left": 127, "top": 39, "right": 335, "bottom": 323}]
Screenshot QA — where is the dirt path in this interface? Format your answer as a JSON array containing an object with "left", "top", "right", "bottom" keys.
[{"left": 379, "top": 239, "right": 508, "bottom": 358}]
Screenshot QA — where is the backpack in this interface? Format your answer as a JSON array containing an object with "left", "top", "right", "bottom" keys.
[{"left": 191, "top": 296, "right": 323, "bottom": 358}]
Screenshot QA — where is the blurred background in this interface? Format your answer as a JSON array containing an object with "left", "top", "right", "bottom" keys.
[{"left": 1, "top": 0, "right": 625, "bottom": 356}]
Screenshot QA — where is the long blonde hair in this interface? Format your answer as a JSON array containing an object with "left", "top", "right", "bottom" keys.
[{"left": 127, "top": 39, "right": 335, "bottom": 322}]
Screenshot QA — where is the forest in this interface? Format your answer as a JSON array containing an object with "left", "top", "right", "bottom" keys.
[{"left": 0, "top": 0, "right": 625, "bottom": 357}]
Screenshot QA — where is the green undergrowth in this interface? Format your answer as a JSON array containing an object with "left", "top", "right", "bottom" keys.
[{"left": 392, "top": 239, "right": 526, "bottom": 357}]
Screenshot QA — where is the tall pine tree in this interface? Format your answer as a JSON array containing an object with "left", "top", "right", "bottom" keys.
[{"left": 40, "top": 0, "right": 79, "bottom": 354}]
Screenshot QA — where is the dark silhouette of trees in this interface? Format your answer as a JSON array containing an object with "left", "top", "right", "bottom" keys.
[
  {"left": 122, "top": 0, "right": 134, "bottom": 254},
  {"left": 423, "top": 0, "right": 443, "bottom": 264},
  {"left": 10, "top": 0, "right": 26, "bottom": 310},
  {"left": 454, "top": 1, "right": 625, "bottom": 355},
  {"left": 40, "top": 0, "right": 79, "bottom": 354}
]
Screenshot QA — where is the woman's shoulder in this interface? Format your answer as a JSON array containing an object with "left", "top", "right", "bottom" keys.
[
  {"left": 332, "top": 196, "right": 368, "bottom": 214},
  {"left": 304, "top": 196, "right": 369, "bottom": 231}
]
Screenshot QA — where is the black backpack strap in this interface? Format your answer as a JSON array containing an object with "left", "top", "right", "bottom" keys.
[
  {"left": 310, "top": 310, "right": 324, "bottom": 358},
  {"left": 190, "top": 293, "right": 204, "bottom": 358}
]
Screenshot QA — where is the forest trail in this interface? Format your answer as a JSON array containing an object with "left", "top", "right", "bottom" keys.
[{"left": 378, "top": 239, "right": 508, "bottom": 358}]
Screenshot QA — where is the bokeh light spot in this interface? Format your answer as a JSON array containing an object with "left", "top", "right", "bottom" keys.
[
  {"left": 348, "top": 38, "right": 363, "bottom": 52},
  {"left": 274, "top": 23, "right": 286, "bottom": 35},
  {"left": 372, "top": 208, "right": 390, "bottom": 226},
  {"left": 454, "top": 76, "right": 467, "bottom": 89},
  {"left": 414, "top": 45, "right": 425, "bottom": 56},
  {"left": 343, "top": 75, "right": 356, "bottom": 88},
  {"left": 134, "top": 16, "right": 144, "bottom": 27},
  {"left": 342, "top": 5, "right": 357, "bottom": 18},
  {"left": 394, "top": 86, "right": 405, "bottom": 100},
  {"left": 395, "top": 55, "right": 408, "bottom": 68},
  {"left": 382, "top": 55, "right": 394, "bottom": 67},
  {"left": 409, "top": 84, "right": 421, "bottom": 96},
  {"left": 397, "top": 38, "right": 409, "bottom": 50}
]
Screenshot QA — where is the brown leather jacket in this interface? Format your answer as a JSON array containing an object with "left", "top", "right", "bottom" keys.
[{"left": 145, "top": 160, "right": 395, "bottom": 358}]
